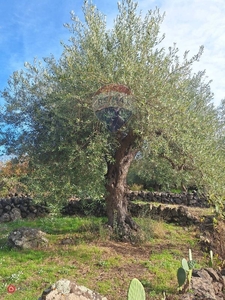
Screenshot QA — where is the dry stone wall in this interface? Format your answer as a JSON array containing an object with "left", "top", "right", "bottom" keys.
[
  {"left": 0, "top": 195, "right": 49, "bottom": 223},
  {"left": 128, "top": 203, "right": 201, "bottom": 226},
  {"left": 127, "top": 190, "right": 209, "bottom": 207},
  {"left": 62, "top": 198, "right": 202, "bottom": 226},
  {"left": 0, "top": 191, "right": 209, "bottom": 224}
]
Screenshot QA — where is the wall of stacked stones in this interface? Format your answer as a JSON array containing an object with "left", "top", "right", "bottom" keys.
[
  {"left": 0, "top": 191, "right": 209, "bottom": 224},
  {"left": 62, "top": 191, "right": 210, "bottom": 226},
  {"left": 0, "top": 195, "right": 49, "bottom": 222},
  {"left": 127, "top": 191, "right": 209, "bottom": 207}
]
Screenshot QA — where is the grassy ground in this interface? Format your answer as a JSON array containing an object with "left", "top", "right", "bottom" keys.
[{"left": 0, "top": 212, "right": 211, "bottom": 300}]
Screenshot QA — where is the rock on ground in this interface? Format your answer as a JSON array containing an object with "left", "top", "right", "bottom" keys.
[
  {"left": 39, "top": 279, "right": 108, "bottom": 300},
  {"left": 178, "top": 268, "right": 225, "bottom": 300},
  {"left": 8, "top": 227, "right": 48, "bottom": 249}
]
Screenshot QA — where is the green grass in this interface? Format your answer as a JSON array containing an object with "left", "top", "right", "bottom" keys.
[
  {"left": 142, "top": 250, "right": 181, "bottom": 293},
  {"left": 0, "top": 214, "right": 209, "bottom": 300}
]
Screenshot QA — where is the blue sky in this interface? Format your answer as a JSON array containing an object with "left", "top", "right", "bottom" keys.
[{"left": 0, "top": 0, "right": 225, "bottom": 107}]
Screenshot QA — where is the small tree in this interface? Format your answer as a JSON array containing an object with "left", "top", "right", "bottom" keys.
[
  {"left": 0, "top": 0, "right": 221, "bottom": 237},
  {"left": 0, "top": 158, "right": 29, "bottom": 197}
]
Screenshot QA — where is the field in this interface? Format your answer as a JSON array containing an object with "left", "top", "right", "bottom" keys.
[{"left": 0, "top": 208, "right": 213, "bottom": 300}]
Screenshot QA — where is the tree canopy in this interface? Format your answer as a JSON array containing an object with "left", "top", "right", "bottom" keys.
[{"left": 0, "top": 0, "right": 224, "bottom": 215}]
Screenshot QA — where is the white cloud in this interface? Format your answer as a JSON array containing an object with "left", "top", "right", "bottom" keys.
[
  {"left": 104, "top": 0, "right": 225, "bottom": 106},
  {"left": 153, "top": 0, "right": 225, "bottom": 106}
]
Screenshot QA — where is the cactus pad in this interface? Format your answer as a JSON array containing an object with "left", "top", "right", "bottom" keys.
[
  {"left": 182, "top": 258, "right": 189, "bottom": 271},
  {"left": 127, "top": 278, "right": 146, "bottom": 300},
  {"left": 188, "top": 260, "right": 196, "bottom": 270},
  {"left": 177, "top": 267, "right": 186, "bottom": 287}
]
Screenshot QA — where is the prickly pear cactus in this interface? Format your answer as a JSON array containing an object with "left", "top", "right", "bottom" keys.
[
  {"left": 177, "top": 267, "right": 186, "bottom": 287},
  {"left": 182, "top": 258, "right": 189, "bottom": 271},
  {"left": 127, "top": 278, "right": 146, "bottom": 300},
  {"left": 188, "top": 259, "right": 196, "bottom": 270}
]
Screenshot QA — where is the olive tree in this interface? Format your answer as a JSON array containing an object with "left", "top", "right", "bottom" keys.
[{"left": 0, "top": 0, "right": 220, "bottom": 237}]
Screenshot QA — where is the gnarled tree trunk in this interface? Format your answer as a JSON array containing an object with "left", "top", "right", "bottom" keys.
[{"left": 105, "top": 131, "right": 139, "bottom": 239}]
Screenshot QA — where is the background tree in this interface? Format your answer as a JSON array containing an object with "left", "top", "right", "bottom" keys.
[
  {"left": 0, "top": 157, "right": 29, "bottom": 197},
  {"left": 0, "top": 0, "right": 222, "bottom": 237}
]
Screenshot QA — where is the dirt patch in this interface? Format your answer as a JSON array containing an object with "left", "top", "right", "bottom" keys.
[
  {"left": 92, "top": 243, "right": 154, "bottom": 299},
  {"left": 96, "top": 240, "right": 151, "bottom": 258}
]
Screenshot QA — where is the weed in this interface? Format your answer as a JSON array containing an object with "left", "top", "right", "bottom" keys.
[
  {"left": 97, "top": 280, "right": 112, "bottom": 295},
  {"left": 151, "top": 219, "right": 168, "bottom": 239},
  {"left": 96, "top": 260, "right": 109, "bottom": 267}
]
